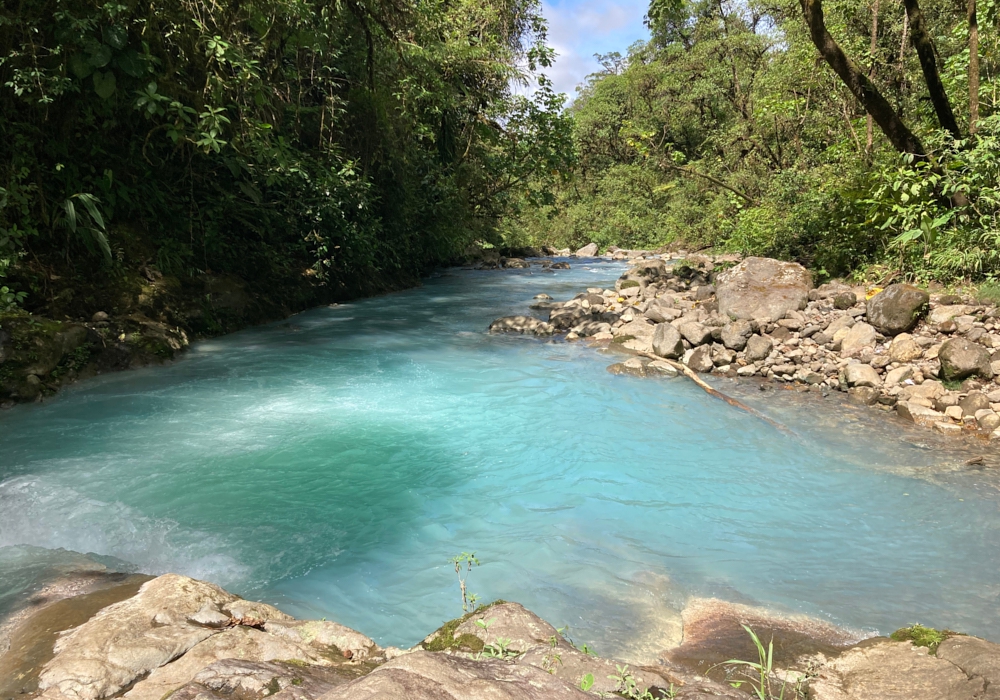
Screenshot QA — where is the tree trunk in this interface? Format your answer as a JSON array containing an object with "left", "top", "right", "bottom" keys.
[
  {"left": 902, "top": 0, "right": 961, "bottom": 139},
  {"left": 800, "top": 0, "right": 924, "bottom": 155},
  {"left": 866, "top": 0, "right": 880, "bottom": 152},
  {"left": 969, "top": 0, "right": 980, "bottom": 134}
]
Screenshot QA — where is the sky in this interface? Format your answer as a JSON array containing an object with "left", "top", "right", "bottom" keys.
[{"left": 540, "top": 0, "right": 650, "bottom": 97}]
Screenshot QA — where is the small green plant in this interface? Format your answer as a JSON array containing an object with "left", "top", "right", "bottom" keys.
[
  {"left": 580, "top": 672, "right": 595, "bottom": 691},
  {"left": 480, "top": 636, "right": 519, "bottom": 660},
  {"left": 890, "top": 624, "right": 957, "bottom": 653},
  {"left": 608, "top": 664, "right": 656, "bottom": 699},
  {"left": 450, "top": 552, "right": 480, "bottom": 613},
  {"left": 0, "top": 285, "right": 26, "bottom": 310},
  {"left": 713, "top": 625, "right": 801, "bottom": 700},
  {"left": 475, "top": 618, "right": 494, "bottom": 632}
]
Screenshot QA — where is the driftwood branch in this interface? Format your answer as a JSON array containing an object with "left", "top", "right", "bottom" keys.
[{"left": 638, "top": 351, "right": 789, "bottom": 432}]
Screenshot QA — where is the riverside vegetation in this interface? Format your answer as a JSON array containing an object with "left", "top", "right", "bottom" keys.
[{"left": 1, "top": 0, "right": 998, "bottom": 404}]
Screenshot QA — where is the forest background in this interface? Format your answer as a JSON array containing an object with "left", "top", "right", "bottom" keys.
[{"left": 0, "top": 0, "right": 998, "bottom": 328}]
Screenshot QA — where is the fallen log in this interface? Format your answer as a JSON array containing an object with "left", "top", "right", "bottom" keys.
[{"left": 638, "top": 351, "right": 789, "bottom": 432}]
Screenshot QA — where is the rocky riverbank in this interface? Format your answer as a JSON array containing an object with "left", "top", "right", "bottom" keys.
[
  {"left": 2, "top": 570, "right": 998, "bottom": 700},
  {"left": 489, "top": 246, "right": 1000, "bottom": 444}
]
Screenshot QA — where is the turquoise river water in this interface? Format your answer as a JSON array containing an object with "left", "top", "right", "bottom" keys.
[{"left": 2, "top": 260, "right": 1000, "bottom": 655}]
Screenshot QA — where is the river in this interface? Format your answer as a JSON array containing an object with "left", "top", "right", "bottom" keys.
[{"left": 2, "top": 260, "right": 999, "bottom": 657}]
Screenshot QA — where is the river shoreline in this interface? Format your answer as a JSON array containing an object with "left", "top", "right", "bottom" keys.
[
  {"left": 489, "top": 247, "right": 1000, "bottom": 451},
  {"left": 2, "top": 567, "right": 998, "bottom": 700}
]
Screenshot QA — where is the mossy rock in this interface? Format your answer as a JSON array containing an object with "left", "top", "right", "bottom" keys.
[
  {"left": 619, "top": 280, "right": 640, "bottom": 289},
  {"left": 890, "top": 624, "right": 961, "bottom": 653},
  {"left": 421, "top": 601, "right": 507, "bottom": 653},
  {"left": 611, "top": 335, "right": 635, "bottom": 344}
]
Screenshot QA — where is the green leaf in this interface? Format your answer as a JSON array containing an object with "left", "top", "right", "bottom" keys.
[
  {"left": 75, "top": 193, "right": 106, "bottom": 231},
  {"left": 88, "top": 44, "right": 113, "bottom": 68},
  {"left": 102, "top": 25, "right": 128, "bottom": 50},
  {"left": 115, "top": 50, "right": 144, "bottom": 78},
  {"left": 68, "top": 53, "right": 94, "bottom": 79},
  {"left": 580, "top": 673, "right": 594, "bottom": 691},
  {"left": 94, "top": 71, "right": 117, "bottom": 99}
]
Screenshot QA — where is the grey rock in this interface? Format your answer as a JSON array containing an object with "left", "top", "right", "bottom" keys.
[
  {"left": 889, "top": 333, "right": 923, "bottom": 363},
  {"left": 833, "top": 291, "right": 857, "bottom": 309},
  {"left": 936, "top": 632, "right": 1000, "bottom": 699},
  {"left": 720, "top": 320, "right": 753, "bottom": 351},
  {"left": 686, "top": 345, "right": 714, "bottom": 373},
  {"left": 451, "top": 602, "right": 558, "bottom": 653},
  {"left": 866, "top": 284, "right": 929, "bottom": 335},
  {"left": 843, "top": 364, "right": 881, "bottom": 388},
  {"left": 91, "top": 311, "right": 110, "bottom": 322},
  {"left": 744, "top": 335, "right": 773, "bottom": 363},
  {"left": 318, "top": 651, "right": 591, "bottom": 700},
  {"left": 715, "top": 257, "right": 812, "bottom": 322},
  {"left": 569, "top": 320, "right": 612, "bottom": 337},
  {"left": 678, "top": 321, "right": 713, "bottom": 346},
  {"left": 574, "top": 242, "right": 598, "bottom": 257},
  {"left": 652, "top": 323, "right": 685, "bottom": 359},
  {"left": 848, "top": 386, "right": 880, "bottom": 405},
  {"left": 840, "top": 322, "right": 876, "bottom": 358},
  {"left": 809, "top": 640, "right": 985, "bottom": 700},
  {"left": 37, "top": 574, "right": 291, "bottom": 700},
  {"left": 694, "top": 285, "right": 715, "bottom": 301},
  {"left": 488, "top": 316, "right": 555, "bottom": 337},
  {"left": 960, "top": 391, "right": 991, "bottom": 417},
  {"left": 939, "top": 337, "right": 993, "bottom": 381}
]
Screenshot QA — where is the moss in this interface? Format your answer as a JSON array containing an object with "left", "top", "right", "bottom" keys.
[
  {"left": 890, "top": 624, "right": 960, "bottom": 653},
  {"left": 611, "top": 335, "right": 635, "bottom": 344},
  {"left": 619, "top": 280, "right": 640, "bottom": 289},
  {"left": 421, "top": 600, "right": 507, "bottom": 653},
  {"left": 264, "top": 677, "right": 281, "bottom": 696}
]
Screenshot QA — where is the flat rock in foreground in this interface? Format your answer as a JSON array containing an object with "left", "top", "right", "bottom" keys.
[
  {"left": 7, "top": 572, "right": 1000, "bottom": 700},
  {"left": 808, "top": 639, "right": 986, "bottom": 700}
]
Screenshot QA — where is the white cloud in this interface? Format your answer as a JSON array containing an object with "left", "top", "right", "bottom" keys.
[{"left": 540, "top": 0, "right": 650, "bottom": 97}]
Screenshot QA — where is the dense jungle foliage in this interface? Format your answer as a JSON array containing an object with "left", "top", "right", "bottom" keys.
[
  {"left": 0, "top": 0, "right": 571, "bottom": 321},
  {"left": 506, "top": 0, "right": 1000, "bottom": 283}
]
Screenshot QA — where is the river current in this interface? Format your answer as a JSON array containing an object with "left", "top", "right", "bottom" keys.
[{"left": 2, "top": 260, "right": 999, "bottom": 655}]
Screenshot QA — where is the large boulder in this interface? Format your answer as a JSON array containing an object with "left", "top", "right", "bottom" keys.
[
  {"left": 452, "top": 602, "right": 558, "bottom": 653},
  {"left": 652, "top": 323, "right": 684, "bottom": 359},
  {"left": 574, "top": 242, "right": 598, "bottom": 257},
  {"left": 715, "top": 257, "right": 812, "bottom": 322},
  {"left": 939, "top": 337, "right": 993, "bottom": 381},
  {"left": 122, "top": 626, "right": 330, "bottom": 700},
  {"left": 37, "top": 574, "right": 291, "bottom": 700},
  {"left": 317, "top": 651, "right": 591, "bottom": 700},
  {"left": 866, "top": 284, "right": 929, "bottom": 336}
]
